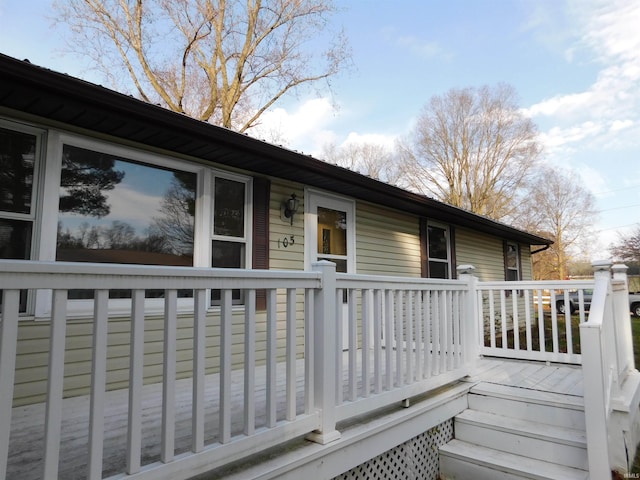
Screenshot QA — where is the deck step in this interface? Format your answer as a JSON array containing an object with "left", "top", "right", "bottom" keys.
[
  {"left": 468, "top": 383, "right": 585, "bottom": 430},
  {"left": 470, "top": 382, "right": 584, "bottom": 409},
  {"left": 454, "top": 409, "right": 587, "bottom": 469},
  {"left": 439, "top": 439, "right": 589, "bottom": 480},
  {"left": 439, "top": 381, "right": 589, "bottom": 478}
]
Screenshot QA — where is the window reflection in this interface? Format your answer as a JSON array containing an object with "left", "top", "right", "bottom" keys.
[
  {"left": 56, "top": 144, "right": 196, "bottom": 265},
  {"left": 506, "top": 243, "right": 520, "bottom": 281},
  {"left": 0, "top": 127, "right": 35, "bottom": 215},
  {"left": 56, "top": 144, "right": 197, "bottom": 300},
  {"left": 427, "top": 224, "right": 450, "bottom": 279},
  {"left": 0, "top": 219, "right": 32, "bottom": 260},
  {"left": 211, "top": 240, "right": 245, "bottom": 304},
  {"left": 0, "top": 127, "right": 37, "bottom": 312},
  {"left": 214, "top": 177, "right": 245, "bottom": 238},
  {"left": 317, "top": 207, "right": 347, "bottom": 256},
  {"left": 211, "top": 176, "right": 248, "bottom": 305},
  {"left": 427, "top": 225, "right": 448, "bottom": 259}
]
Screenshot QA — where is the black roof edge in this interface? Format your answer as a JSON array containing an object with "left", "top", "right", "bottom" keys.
[{"left": 0, "top": 53, "right": 552, "bottom": 247}]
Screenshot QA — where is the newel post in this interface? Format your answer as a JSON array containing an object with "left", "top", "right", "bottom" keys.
[
  {"left": 581, "top": 259, "right": 613, "bottom": 479},
  {"left": 457, "top": 265, "right": 480, "bottom": 364},
  {"left": 612, "top": 263, "right": 635, "bottom": 375},
  {"left": 306, "top": 261, "right": 341, "bottom": 445}
]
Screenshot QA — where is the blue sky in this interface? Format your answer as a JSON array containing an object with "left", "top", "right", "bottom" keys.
[{"left": 1, "top": 0, "right": 639, "bottom": 260}]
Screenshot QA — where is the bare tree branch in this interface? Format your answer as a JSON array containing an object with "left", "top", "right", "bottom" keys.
[
  {"left": 404, "top": 84, "right": 541, "bottom": 221},
  {"left": 513, "top": 166, "right": 598, "bottom": 279},
  {"left": 53, "top": 0, "right": 350, "bottom": 132}
]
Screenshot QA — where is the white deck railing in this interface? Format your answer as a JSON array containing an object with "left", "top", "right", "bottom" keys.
[
  {"left": 579, "top": 262, "right": 636, "bottom": 478},
  {"left": 1, "top": 259, "right": 636, "bottom": 479},
  {"left": 476, "top": 279, "right": 595, "bottom": 364},
  {"left": 0, "top": 260, "right": 474, "bottom": 480},
  {"left": 473, "top": 261, "right": 637, "bottom": 477},
  {"left": 333, "top": 270, "right": 474, "bottom": 421}
]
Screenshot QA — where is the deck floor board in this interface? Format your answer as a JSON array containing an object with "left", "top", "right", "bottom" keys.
[{"left": 8, "top": 356, "right": 584, "bottom": 479}]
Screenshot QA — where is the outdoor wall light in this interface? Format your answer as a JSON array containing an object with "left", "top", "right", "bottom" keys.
[{"left": 281, "top": 193, "right": 300, "bottom": 225}]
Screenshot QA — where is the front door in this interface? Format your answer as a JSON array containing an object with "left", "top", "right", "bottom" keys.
[{"left": 305, "top": 190, "right": 355, "bottom": 350}]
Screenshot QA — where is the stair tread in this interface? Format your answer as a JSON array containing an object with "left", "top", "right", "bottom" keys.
[
  {"left": 440, "top": 439, "right": 589, "bottom": 480},
  {"left": 456, "top": 409, "right": 586, "bottom": 446},
  {"left": 470, "top": 382, "right": 584, "bottom": 410}
]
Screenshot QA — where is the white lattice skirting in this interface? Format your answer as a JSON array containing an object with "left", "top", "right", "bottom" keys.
[{"left": 332, "top": 419, "right": 454, "bottom": 480}]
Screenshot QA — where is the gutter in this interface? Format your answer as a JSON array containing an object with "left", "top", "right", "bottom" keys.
[{"left": 531, "top": 244, "right": 551, "bottom": 255}]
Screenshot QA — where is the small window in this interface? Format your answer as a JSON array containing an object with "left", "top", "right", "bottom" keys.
[
  {"left": 505, "top": 241, "right": 520, "bottom": 281},
  {"left": 211, "top": 175, "right": 250, "bottom": 305},
  {"left": 427, "top": 222, "right": 451, "bottom": 279},
  {"left": 0, "top": 124, "right": 42, "bottom": 311},
  {"left": 0, "top": 126, "right": 39, "bottom": 257}
]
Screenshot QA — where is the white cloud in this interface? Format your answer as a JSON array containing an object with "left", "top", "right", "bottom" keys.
[
  {"left": 106, "top": 186, "right": 164, "bottom": 229},
  {"left": 381, "top": 26, "right": 452, "bottom": 61},
  {"left": 249, "top": 97, "right": 336, "bottom": 155},
  {"left": 610, "top": 119, "right": 633, "bottom": 132},
  {"left": 396, "top": 35, "right": 449, "bottom": 60},
  {"left": 524, "top": 92, "right": 593, "bottom": 117},
  {"left": 341, "top": 132, "right": 398, "bottom": 150},
  {"left": 538, "top": 121, "right": 604, "bottom": 150},
  {"left": 249, "top": 98, "right": 404, "bottom": 158}
]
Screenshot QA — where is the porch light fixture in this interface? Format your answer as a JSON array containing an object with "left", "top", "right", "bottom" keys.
[{"left": 281, "top": 193, "right": 300, "bottom": 225}]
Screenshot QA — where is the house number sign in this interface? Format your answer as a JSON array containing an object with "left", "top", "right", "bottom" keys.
[{"left": 278, "top": 235, "right": 295, "bottom": 248}]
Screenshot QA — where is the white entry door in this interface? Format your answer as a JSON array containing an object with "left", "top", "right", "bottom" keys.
[{"left": 305, "top": 190, "right": 355, "bottom": 350}]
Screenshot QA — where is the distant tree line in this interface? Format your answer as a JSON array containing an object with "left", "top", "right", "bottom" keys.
[{"left": 323, "top": 84, "right": 598, "bottom": 280}]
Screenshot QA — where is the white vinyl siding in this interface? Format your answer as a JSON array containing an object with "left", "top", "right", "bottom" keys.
[
  {"left": 355, "top": 202, "right": 421, "bottom": 277},
  {"left": 455, "top": 227, "right": 506, "bottom": 281},
  {"left": 270, "top": 180, "right": 305, "bottom": 271}
]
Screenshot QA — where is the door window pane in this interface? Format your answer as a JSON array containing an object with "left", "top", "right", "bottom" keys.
[
  {"left": 56, "top": 144, "right": 196, "bottom": 266},
  {"left": 0, "top": 127, "right": 36, "bottom": 215},
  {"left": 317, "top": 207, "right": 347, "bottom": 256},
  {"left": 214, "top": 177, "right": 245, "bottom": 237}
]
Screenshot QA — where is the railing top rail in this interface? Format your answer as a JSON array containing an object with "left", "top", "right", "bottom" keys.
[
  {"left": 478, "top": 279, "right": 596, "bottom": 290},
  {"left": 582, "top": 275, "right": 611, "bottom": 328},
  {"left": 336, "top": 272, "right": 469, "bottom": 290},
  {"left": 0, "top": 260, "right": 322, "bottom": 290}
]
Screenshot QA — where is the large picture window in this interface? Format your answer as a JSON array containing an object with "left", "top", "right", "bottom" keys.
[
  {"left": 55, "top": 143, "right": 197, "bottom": 300},
  {"left": 1, "top": 121, "right": 256, "bottom": 316},
  {"left": 56, "top": 144, "right": 197, "bottom": 266}
]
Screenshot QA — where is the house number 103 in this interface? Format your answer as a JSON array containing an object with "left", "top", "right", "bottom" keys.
[{"left": 278, "top": 235, "right": 295, "bottom": 248}]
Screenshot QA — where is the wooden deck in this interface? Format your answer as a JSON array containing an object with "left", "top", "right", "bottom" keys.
[
  {"left": 467, "top": 357, "right": 584, "bottom": 397},
  {"left": 7, "top": 356, "right": 584, "bottom": 480}
]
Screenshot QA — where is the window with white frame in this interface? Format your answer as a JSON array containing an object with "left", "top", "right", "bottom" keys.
[
  {"left": 1, "top": 119, "right": 255, "bottom": 315},
  {"left": 505, "top": 241, "right": 520, "bottom": 281},
  {"left": 55, "top": 142, "right": 198, "bottom": 300},
  {"left": 426, "top": 222, "right": 451, "bottom": 279},
  {"left": 0, "top": 123, "right": 43, "bottom": 311},
  {"left": 210, "top": 174, "right": 251, "bottom": 305}
]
